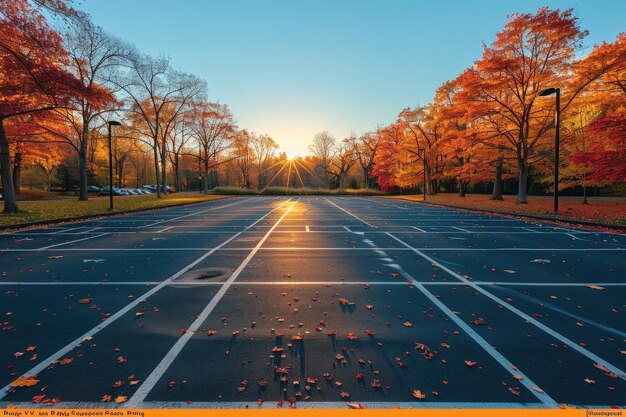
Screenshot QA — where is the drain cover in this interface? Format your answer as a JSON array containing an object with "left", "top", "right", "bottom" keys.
[{"left": 175, "top": 267, "right": 231, "bottom": 284}]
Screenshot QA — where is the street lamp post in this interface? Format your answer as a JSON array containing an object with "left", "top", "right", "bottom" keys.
[
  {"left": 418, "top": 149, "right": 426, "bottom": 201},
  {"left": 538, "top": 87, "right": 561, "bottom": 214},
  {"left": 107, "top": 121, "right": 122, "bottom": 210}
]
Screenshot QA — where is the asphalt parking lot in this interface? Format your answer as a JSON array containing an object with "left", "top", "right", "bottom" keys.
[{"left": 0, "top": 196, "right": 624, "bottom": 408}]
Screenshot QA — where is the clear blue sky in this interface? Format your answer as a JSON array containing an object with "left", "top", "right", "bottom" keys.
[{"left": 79, "top": 0, "right": 625, "bottom": 157}]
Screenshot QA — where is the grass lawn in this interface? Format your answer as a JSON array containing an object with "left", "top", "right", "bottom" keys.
[
  {"left": 385, "top": 194, "right": 626, "bottom": 226},
  {"left": 0, "top": 194, "right": 230, "bottom": 227}
]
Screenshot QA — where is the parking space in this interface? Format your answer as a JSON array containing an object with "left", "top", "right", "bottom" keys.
[{"left": 0, "top": 196, "right": 624, "bottom": 409}]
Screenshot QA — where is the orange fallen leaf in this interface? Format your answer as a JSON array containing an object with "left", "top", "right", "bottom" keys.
[
  {"left": 513, "top": 375, "right": 523, "bottom": 380},
  {"left": 464, "top": 360, "right": 477, "bottom": 367},
  {"left": 78, "top": 298, "right": 93, "bottom": 304},
  {"left": 584, "top": 378, "right": 595, "bottom": 384},
  {"left": 586, "top": 285, "right": 605, "bottom": 291},
  {"left": 403, "top": 321, "right": 413, "bottom": 327},
  {"left": 114, "top": 395, "right": 127, "bottom": 403},
  {"left": 347, "top": 403, "right": 365, "bottom": 409},
  {"left": 207, "top": 330, "right": 217, "bottom": 336},
  {"left": 338, "top": 298, "right": 355, "bottom": 306},
  {"left": 412, "top": 389, "right": 426, "bottom": 400},
  {"left": 531, "top": 386, "right": 544, "bottom": 393},
  {"left": 58, "top": 358, "right": 73, "bottom": 365},
  {"left": 10, "top": 376, "right": 40, "bottom": 387},
  {"left": 503, "top": 270, "right": 517, "bottom": 274},
  {"left": 101, "top": 395, "right": 112, "bottom": 402}
]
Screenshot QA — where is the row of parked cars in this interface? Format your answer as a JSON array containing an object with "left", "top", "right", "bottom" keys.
[{"left": 94, "top": 185, "right": 172, "bottom": 196}]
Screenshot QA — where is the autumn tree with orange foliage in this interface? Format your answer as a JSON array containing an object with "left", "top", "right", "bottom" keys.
[{"left": 0, "top": 0, "right": 91, "bottom": 212}]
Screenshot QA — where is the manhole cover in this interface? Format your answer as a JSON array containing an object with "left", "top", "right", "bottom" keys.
[{"left": 173, "top": 267, "right": 232, "bottom": 285}]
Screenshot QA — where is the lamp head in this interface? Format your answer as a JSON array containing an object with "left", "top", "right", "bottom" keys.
[
  {"left": 538, "top": 88, "right": 558, "bottom": 97},
  {"left": 108, "top": 120, "right": 122, "bottom": 126}
]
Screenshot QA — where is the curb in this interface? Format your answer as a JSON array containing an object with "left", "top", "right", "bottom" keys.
[
  {"left": 0, "top": 195, "right": 231, "bottom": 232},
  {"left": 389, "top": 197, "right": 626, "bottom": 232}
]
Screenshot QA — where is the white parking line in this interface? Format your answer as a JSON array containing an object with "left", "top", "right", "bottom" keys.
[
  {"left": 0, "top": 401, "right": 556, "bottom": 409},
  {"left": 36, "top": 233, "right": 110, "bottom": 250},
  {"left": 356, "top": 233, "right": 557, "bottom": 406},
  {"left": 126, "top": 199, "right": 298, "bottom": 406},
  {"left": 386, "top": 232, "right": 626, "bottom": 382},
  {"left": 0, "top": 199, "right": 289, "bottom": 401},
  {"left": 156, "top": 226, "right": 175, "bottom": 233},
  {"left": 452, "top": 226, "right": 471, "bottom": 233},
  {"left": 1, "top": 281, "right": 625, "bottom": 287},
  {"left": 324, "top": 197, "right": 375, "bottom": 228},
  {"left": 136, "top": 198, "right": 250, "bottom": 229},
  {"left": 411, "top": 226, "right": 428, "bottom": 233}
]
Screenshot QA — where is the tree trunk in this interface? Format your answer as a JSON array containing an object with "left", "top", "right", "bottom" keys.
[
  {"left": 0, "top": 117, "right": 18, "bottom": 213},
  {"left": 160, "top": 148, "right": 167, "bottom": 194},
  {"left": 583, "top": 185, "right": 588, "bottom": 204},
  {"left": 490, "top": 160, "right": 504, "bottom": 201},
  {"left": 516, "top": 160, "right": 529, "bottom": 204},
  {"left": 153, "top": 141, "right": 161, "bottom": 198},
  {"left": 174, "top": 153, "right": 181, "bottom": 192},
  {"left": 458, "top": 180, "right": 466, "bottom": 197},
  {"left": 202, "top": 157, "right": 209, "bottom": 194},
  {"left": 78, "top": 124, "right": 89, "bottom": 201},
  {"left": 12, "top": 152, "right": 22, "bottom": 196}
]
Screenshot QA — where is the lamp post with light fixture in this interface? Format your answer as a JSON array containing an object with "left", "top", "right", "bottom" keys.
[
  {"left": 538, "top": 87, "right": 560, "bottom": 214},
  {"left": 107, "top": 120, "right": 122, "bottom": 210}
]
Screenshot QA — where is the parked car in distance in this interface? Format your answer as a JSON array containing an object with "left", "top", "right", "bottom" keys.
[{"left": 87, "top": 185, "right": 101, "bottom": 193}]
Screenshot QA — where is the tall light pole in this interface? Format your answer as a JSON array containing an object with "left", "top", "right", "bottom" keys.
[
  {"left": 538, "top": 87, "right": 560, "bottom": 214},
  {"left": 107, "top": 121, "right": 122, "bottom": 210},
  {"left": 418, "top": 149, "right": 426, "bottom": 201}
]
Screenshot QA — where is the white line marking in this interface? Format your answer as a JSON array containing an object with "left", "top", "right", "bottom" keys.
[
  {"left": 77, "top": 227, "right": 102, "bottom": 235},
  {"left": 452, "top": 226, "right": 471, "bottom": 233},
  {"left": 0, "top": 200, "right": 289, "bottom": 401},
  {"left": 0, "top": 401, "right": 556, "bottom": 409},
  {"left": 343, "top": 226, "right": 352, "bottom": 232},
  {"left": 305, "top": 225, "right": 310, "bottom": 232},
  {"left": 127, "top": 199, "right": 297, "bottom": 406},
  {"left": 411, "top": 226, "right": 428, "bottom": 233},
  {"left": 324, "top": 197, "right": 375, "bottom": 228},
  {"left": 522, "top": 227, "right": 542, "bottom": 233},
  {"left": 386, "top": 232, "right": 626, "bottom": 381},
  {"left": 156, "top": 226, "right": 174, "bottom": 233},
  {"left": 1, "top": 281, "right": 626, "bottom": 287},
  {"left": 36, "top": 233, "right": 109, "bottom": 250},
  {"left": 359, "top": 235, "right": 557, "bottom": 406},
  {"left": 50, "top": 227, "right": 77, "bottom": 235},
  {"left": 136, "top": 198, "right": 249, "bottom": 229},
  {"left": 2, "top": 246, "right": 623, "bottom": 253}
]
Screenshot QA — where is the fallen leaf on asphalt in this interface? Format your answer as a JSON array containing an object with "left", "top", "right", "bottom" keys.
[
  {"left": 347, "top": 404, "right": 365, "bottom": 409},
  {"left": 117, "top": 356, "right": 126, "bottom": 363},
  {"left": 47, "top": 256, "right": 64, "bottom": 260},
  {"left": 586, "top": 285, "right": 605, "bottom": 291},
  {"left": 347, "top": 332, "right": 358, "bottom": 340},
  {"left": 366, "top": 305, "right": 374, "bottom": 310},
  {"left": 207, "top": 330, "right": 217, "bottom": 336},
  {"left": 58, "top": 358, "right": 73, "bottom": 365},
  {"left": 439, "top": 343, "right": 450, "bottom": 349},
  {"left": 340, "top": 391, "right": 350, "bottom": 398},
  {"left": 464, "top": 360, "right": 477, "bottom": 367},
  {"left": 135, "top": 312, "right": 145, "bottom": 317},
  {"left": 32, "top": 395, "right": 46, "bottom": 403},
  {"left": 100, "top": 395, "right": 112, "bottom": 402},
  {"left": 513, "top": 375, "right": 523, "bottom": 380},
  {"left": 112, "top": 381, "right": 124, "bottom": 388},
  {"left": 10, "top": 376, "right": 39, "bottom": 387},
  {"left": 403, "top": 321, "right": 412, "bottom": 327},
  {"left": 412, "top": 389, "right": 426, "bottom": 400},
  {"left": 370, "top": 379, "right": 381, "bottom": 389},
  {"left": 531, "top": 386, "right": 544, "bottom": 393},
  {"left": 338, "top": 298, "right": 355, "bottom": 306},
  {"left": 584, "top": 378, "right": 595, "bottom": 384},
  {"left": 77, "top": 298, "right": 93, "bottom": 304},
  {"left": 503, "top": 270, "right": 517, "bottom": 274},
  {"left": 508, "top": 387, "right": 521, "bottom": 396},
  {"left": 114, "top": 395, "right": 127, "bottom": 403}
]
